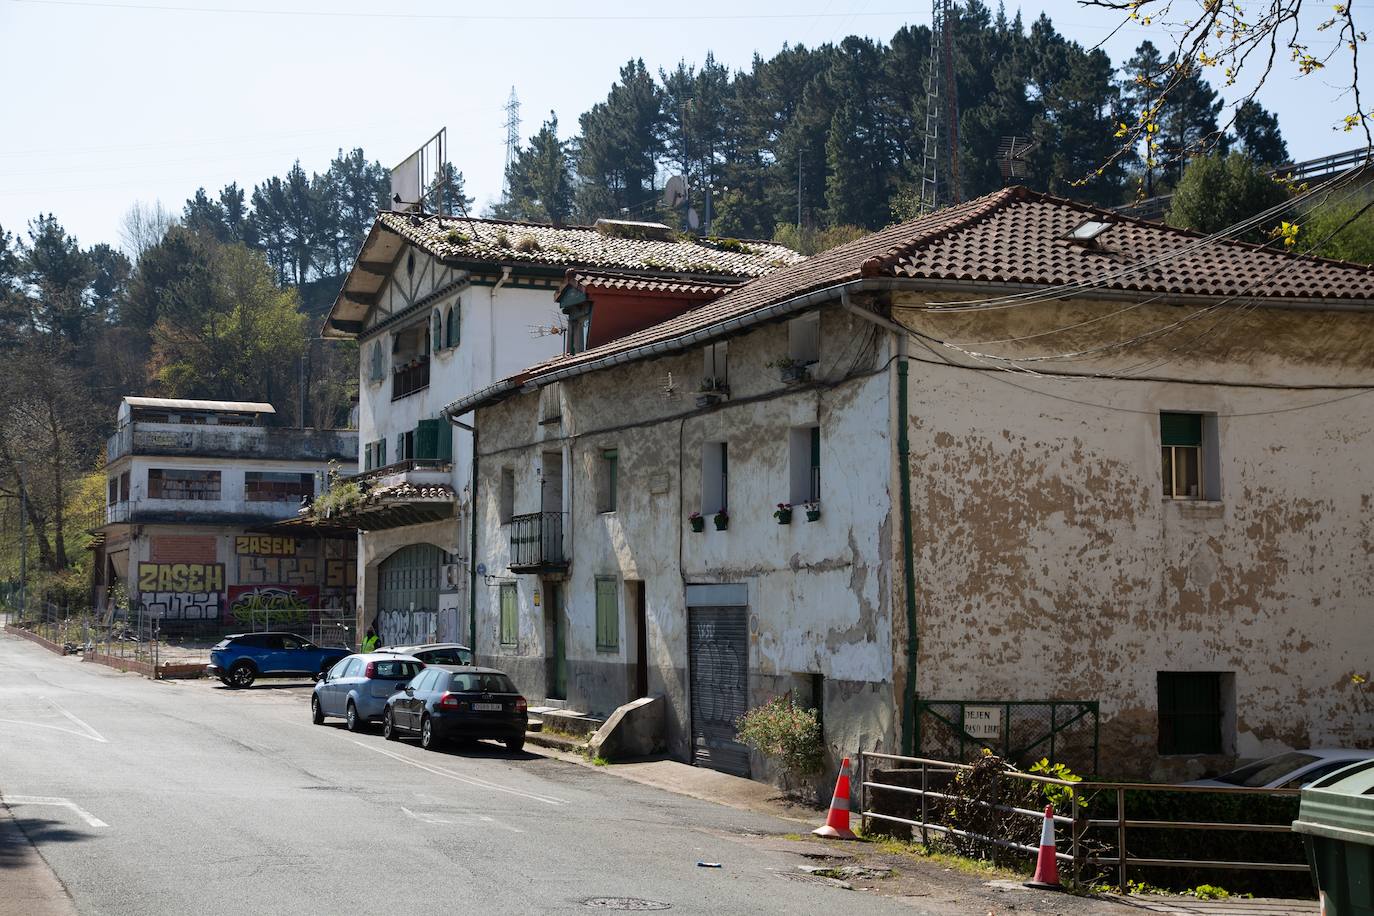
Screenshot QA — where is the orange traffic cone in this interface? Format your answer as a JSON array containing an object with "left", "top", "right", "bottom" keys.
[
  {"left": 812, "top": 757, "right": 858, "bottom": 840},
  {"left": 1025, "top": 804, "right": 1063, "bottom": 890}
]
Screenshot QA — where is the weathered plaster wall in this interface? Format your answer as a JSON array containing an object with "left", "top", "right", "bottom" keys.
[
  {"left": 474, "top": 305, "right": 900, "bottom": 774},
  {"left": 897, "top": 293, "right": 1374, "bottom": 779}
]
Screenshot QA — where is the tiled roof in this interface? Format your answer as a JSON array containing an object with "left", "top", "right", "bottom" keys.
[
  {"left": 446, "top": 186, "right": 1374, "bottom": 414},
  {"left": 376, "top": 212, "right": 803, "bottom": 279},
  {"left": 560, "top": 269, "right": 738, "bottom": 298},
  {"left": 366, "top": 482, "right": 455, "bottom": 503}
]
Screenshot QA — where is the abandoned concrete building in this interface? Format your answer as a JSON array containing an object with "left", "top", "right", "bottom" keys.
[{"left": 447, "top": 186, "right": 1374, "bottom": 781}]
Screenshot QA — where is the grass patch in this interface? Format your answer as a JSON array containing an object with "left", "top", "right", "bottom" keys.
[
  {"left": 588, "top": 755, "right": 611, "bottom": 766},
  {"left": 853, "top": 827, "right": 1027, "bottom": 882}
]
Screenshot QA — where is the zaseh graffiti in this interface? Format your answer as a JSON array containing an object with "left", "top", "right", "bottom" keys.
[{"left": 137, "top": 562, "right": 225, "bottom": 620}]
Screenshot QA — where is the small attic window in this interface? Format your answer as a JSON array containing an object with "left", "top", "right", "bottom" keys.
[{"left": 1067, "top": 219, "right": 1112, "bottom": 246}]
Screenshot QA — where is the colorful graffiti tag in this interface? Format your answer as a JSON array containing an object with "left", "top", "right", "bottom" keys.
[
  {"left": 136, "top": 562, "right": 226, "bottom": 620},
  {"left": 226, "top": 584, "right": 319, "bottom": 627}
]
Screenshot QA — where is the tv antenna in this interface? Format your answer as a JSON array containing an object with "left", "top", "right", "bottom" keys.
[
  {"left": 502, "top": 87, "right": 521, "bottom": 201},
  {"left": 997, "top": 136, "right": 1037, "bottom": 183}
]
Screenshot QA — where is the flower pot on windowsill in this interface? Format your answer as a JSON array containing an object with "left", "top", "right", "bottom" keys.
[
  {"left": 774, "top": 503, "right": 792, "bottom": 525},
  {"left": 689, "top": 515, "right": 705, "bottom": 533},
  {"left": 713, "top": 512, "right": 729, "bottom": 531},
  {"left": 805, "top": 506, "right": 821, "bottom": 522},
  {"left": 780, "top": 364, "right": 811, "bottom": 384}
]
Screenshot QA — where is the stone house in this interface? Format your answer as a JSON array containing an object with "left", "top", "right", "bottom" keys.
[
  {"left": 95, "top": 397, "right": 358, "bottom": 635},
  {"left": 318, "top": 212, "right": 801, "bottom": 649},
  {"left": 447, "top": 187, "right": 1374, "bottom": 781}
]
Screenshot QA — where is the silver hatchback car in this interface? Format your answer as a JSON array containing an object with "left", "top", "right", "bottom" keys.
[{"left": 311, "top": 653, "right": 424, "bottom": 732}]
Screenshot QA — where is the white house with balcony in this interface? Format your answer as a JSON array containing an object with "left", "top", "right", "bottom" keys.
[
  {"left": 314, "top": 212, "right": 801, "bottom": 650},
  {"left": 96, "top": 397, "right": 358, "bottom": 635}
]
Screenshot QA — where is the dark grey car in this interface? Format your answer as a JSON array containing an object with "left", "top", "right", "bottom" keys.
[{"left": 383, "top": 666, "right": 527, "bottom": 752}]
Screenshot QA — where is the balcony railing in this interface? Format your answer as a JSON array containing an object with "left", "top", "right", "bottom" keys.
[
  {"left": 393, "top": 355, "right": 430, "bottom": 400},
  {"left": 106, "top": 422, "right": 357, "bottom": 463},
  {"left": 509, "top": 511, "right": 568, "bottom": 571}
]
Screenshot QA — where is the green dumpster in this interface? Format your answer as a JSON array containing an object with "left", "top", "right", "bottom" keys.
[{"left": 1293, "top": 758, "right": 1374, "bottom": 915}]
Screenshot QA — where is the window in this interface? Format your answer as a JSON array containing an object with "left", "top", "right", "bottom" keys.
[
  {"left": 432, "top": 310, "right": 443, "bottom": 353},
  {"left": 364, "top": 439, "right": 388, "bottom": 471},
  {"left": 598, "top": 448, "right": 618, "bottom": 513},
  {"left": 595, "top": 577, "right": 619, "bottom": 651},
  {"left": 499, "top": 468, "right": 515, "bottom": 524},
  {"left": 368, "top": 340, "right": 386, "bottom": 383},
  {"left": 788, "top": 313, "right": 820, "bottom": 365},
  {"left": 108, "top": 477, "right": 118, "bottom": 505},
  {"left": 245, "top": 472, "right": 314, "bottom": 502},
  {"left": 343, "top": 657, "right": 362, "bottom": 677},
  {"left": 789, "top": 426, "right": 821, "bottom": 505},
  {"left": 1161, "top": 412, "right": 1218, "bottom": 500},
  {"left": 396, "top": 430, "right": 415, "bottom": 462},
  {"left": 567, "top": 313, "right": 589, "bottom": 355},
  {"left": 446, "top": 300, "right": 461, "bottom": 348},
  {"left": 702, "top": 441, "right": 728, "bottom": 514},
  {"left": 499, "top": 583, "right": 518, "bottom": 646},
  {"left": 148, "top": 468, "right": 221, "bottom": 500},
  {"left": 120, "top": 471, "right": 129, "bottom": 502},
  {"left": 415, "top": 418, "right": 452, "bottom": 462},
  {"left": 703, "top": 341, "right": 728, "bottom": 389},
  {"left": 391, "top": 323, "right": 430, "bottom": 400},
  {"left": 1158, "top": 672, "right": 1228, "bottom": 755}
]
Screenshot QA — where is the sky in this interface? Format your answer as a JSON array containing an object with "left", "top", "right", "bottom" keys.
[{"left": 0, "top": 0, "right": 1365, "bottom": 254}]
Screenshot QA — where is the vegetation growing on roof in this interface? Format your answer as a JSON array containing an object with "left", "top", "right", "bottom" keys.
[
  {"left": 444, "top": 228, "right": 469, "bottom": 245},
  {"left": 494, "top": 228, "right": 511, "bottom": 248},
  {"left": 701, "top": 237, "right": 749, "bottom": 253},
  {"left": 514, "top": 234, "right": 541, "bottom": 253}
]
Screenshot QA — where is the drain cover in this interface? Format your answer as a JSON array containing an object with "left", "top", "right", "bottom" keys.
[{"left": 581, "top": 898, "right": 672, "bottom": 911}]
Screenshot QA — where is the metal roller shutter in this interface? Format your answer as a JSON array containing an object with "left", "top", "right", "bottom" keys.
[{"left": 689, "top": 606, "right": 750, "bottom": 777}]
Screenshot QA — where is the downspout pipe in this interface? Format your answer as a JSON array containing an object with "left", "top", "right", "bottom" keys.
[
  {"left": 840, "top": 292, "right": 919, "bottom": 757},
  {"left": 447, "top": 414, "right": 479, "bottom": 659}
]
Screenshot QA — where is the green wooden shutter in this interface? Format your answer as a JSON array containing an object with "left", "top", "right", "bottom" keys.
[
  {"left": 500, "top": 584, "right": 518, "bottom": 646},
  {"left": 1160, "top": 413, "right": 1202, "bottom": 446},
  {"left": 448, "top": 301, "right": 461, "bottom": 348},
  {"left": 595, "top": 578, "right": 619, "bottom": 651},
  {"left": 416, "top": 419, "right": 441, "bottom": 460}
]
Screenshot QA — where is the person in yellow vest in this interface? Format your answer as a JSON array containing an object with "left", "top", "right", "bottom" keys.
[{"left": 361, "top": 627, "right": 379, "bottom": 652}]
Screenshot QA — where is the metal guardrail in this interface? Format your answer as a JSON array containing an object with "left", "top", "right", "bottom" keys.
[{"left": 858, "top": 752, "right": 1307, "bottom": 891}]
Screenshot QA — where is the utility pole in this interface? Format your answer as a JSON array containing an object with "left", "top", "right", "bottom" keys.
[{"left": 501, "top": 87, "right": 521, "bottom": 203}]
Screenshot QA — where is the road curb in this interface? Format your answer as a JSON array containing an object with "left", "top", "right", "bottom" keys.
[
  {"left": 2, "top": 627, "right": 69, "bottom": 656},
  {"left": 0, "top": 804, "right": 78, "bottom": 916}
]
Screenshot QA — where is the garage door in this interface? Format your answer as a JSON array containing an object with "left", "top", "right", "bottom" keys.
[
  {"left": 689, "top": 606, "right": 749, "bottom": 776},
  {"left": 376, "top": 543, "right": 442, "bottom": 646}
]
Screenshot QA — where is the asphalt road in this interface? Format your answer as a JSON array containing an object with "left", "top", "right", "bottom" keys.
[{"left": 0, "top": 633, "right": 915, "bottom": 916}]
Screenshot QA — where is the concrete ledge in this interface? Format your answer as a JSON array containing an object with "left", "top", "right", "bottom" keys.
[
  {"left": 525, "top": 730, "right": 587, "bottom": 753},
  {"left": 535, "top": 708, "right": 606, "bottom": 738},
  {"left": 590, "top": 696, "right": 666, "bottom": 761},
  {"left": 4, "top": 627, "right": 69, "bottom": 656}
]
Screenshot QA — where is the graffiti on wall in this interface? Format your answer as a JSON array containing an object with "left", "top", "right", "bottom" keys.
[
  {"left": 226, "top": 584, "right": 319, "bottom": 627},
  {"left": 138, "top": 562, "right": 225, "bottom": 593},
  {"left": 142, "top": 591, "right": 221, "bottom": 620},
  {"left": 378, "top": 609, "right": 437, "bottom": 646},
  {"left": 234, "top": 536, "right": 298, "bottom": 556}
]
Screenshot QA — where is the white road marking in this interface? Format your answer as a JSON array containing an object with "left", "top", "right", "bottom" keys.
[
  {"left": 400, "top": 805, "right": 522, "bottom": 833},
  {"left": 0, "top": 698, "right": 107, "bottom": 743},
  {"left": 2, "top": 794, "right": 109, "bottom": 828},
  {"left": 351, "top": 740, "right": 567, "bottom": 807}
]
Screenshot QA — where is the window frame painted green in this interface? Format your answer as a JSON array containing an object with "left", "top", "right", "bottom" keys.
[
  {"left": 499, "top": 583, "right": 519, "bottom": 647},
  {"left": 595, "top": 577, "right": 619, "bottom": 652}
]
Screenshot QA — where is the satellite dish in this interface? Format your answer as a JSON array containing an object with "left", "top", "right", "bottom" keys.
[
  {"left": 687, "top": 207, "right": 700, "bottom": 230},
  {"left": 662, "top": 175, "right": 688, "bottom": 208}
]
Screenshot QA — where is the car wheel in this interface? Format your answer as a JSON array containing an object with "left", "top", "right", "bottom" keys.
[
  {"left": 345, "top": 701, "right": 362, "bottom": 733},
  {"left": 420, "top": 715, "right": 437, "bottom": 751},
  {"left": 505, "top": 735, "right": 525, "bottom": 753},
  {"left": 228, "top": 663, "right": 256, "bottom": 689},
  {"left": 383, "top": 708, "right": 397, "bottom": 740},
  {"left": 218, "top": 678, "right": 231, "bottom": 687},
  {"left": 311, "top": 695, "right": 324, "bottom": 725}
]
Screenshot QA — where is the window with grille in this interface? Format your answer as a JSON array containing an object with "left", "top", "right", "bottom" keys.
[
  {"left": 595, "top": 577, "right": 619, "bottom": 651},
  {"left": 499, "top": 583, "right": 518, "bottom": 646},
  {"left": 148, "top": 469, "right": 220, "bottom": 500},
  {"left": 245, "top": 472, "right": 314, "bottom": 502},
  {"left": 1158, "top": 672, "right": 1228, "bottom": 755}
]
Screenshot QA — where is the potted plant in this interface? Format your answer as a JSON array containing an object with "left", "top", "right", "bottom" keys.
[
  {"left": 771, "top": 357, "right": 810, "bottom": 383},
  {"left": 689, "top": 511, "right": 705, "bottom": 533},
  {"left": 713, "top": 508, "right": 730, "bottom": 531},
  {"left": 773, "top": 502, "right": 793, "bottom": 524},
  {"left": 804, "top": 501, "right": 821, "bottom": 522}
]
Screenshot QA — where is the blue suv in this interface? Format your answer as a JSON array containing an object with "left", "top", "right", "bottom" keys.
[{"left": 208, "top": 632, "right": 350, "bottom": 689}]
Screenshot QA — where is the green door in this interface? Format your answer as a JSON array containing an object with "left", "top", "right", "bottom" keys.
[
  {"left": 376, "top": 543, "right": 442, "bottom": 646},
  {"left": 548, "top": 582, "right": 567, "bottom": 700}
]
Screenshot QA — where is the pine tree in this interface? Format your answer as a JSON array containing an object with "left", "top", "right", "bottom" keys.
[
  {"left": 1231, "top": 100, "right": 1289, "bottom": 168},
  {"left": 496, "top": 114, "right": 573, "bottom": 226}
]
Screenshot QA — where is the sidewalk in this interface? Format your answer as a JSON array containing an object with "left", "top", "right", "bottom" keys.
[{"left": 0, "top": 804, "right": 77, "bottom": 916}]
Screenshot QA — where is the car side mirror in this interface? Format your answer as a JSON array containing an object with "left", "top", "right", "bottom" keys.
[
  {"left": 405, "top": 687, "right": 414, "bottom": 695},
  {"left": 313, "top": 672, "right": 324, "bottom": 682}
]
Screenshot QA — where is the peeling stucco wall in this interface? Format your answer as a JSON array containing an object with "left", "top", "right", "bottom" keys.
[
  {"left": 897, "top": 292, "right": 1374, "bottom": 779},
  {"left": 473, "top": 305, "right": 900, "bottom": 774}
]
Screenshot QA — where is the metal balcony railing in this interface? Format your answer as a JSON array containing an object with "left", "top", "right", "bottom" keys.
[
  {"left": 392, "top": 355, "right": 430, "bottom": 400},
  {"left": 509, "top": 511, "right": 568, "bottom": 570}
]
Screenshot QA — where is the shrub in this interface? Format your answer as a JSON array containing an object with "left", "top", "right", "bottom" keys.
[
  {"left": 514, "top": 234, "right": 541, "bottom": 253},
  {"left": 736, "top": 694, "right": 824, "bottom": 790}
]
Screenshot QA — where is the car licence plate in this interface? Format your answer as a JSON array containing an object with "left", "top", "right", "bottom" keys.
[{"left": 473, "top": 702, "right": 502, "bottom": 711}]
